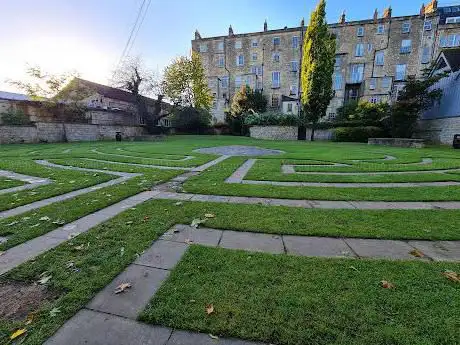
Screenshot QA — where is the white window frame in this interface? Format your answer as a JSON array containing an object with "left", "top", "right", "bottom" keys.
[
  {"left": 217, "top": 42, "right": 224, "bottom": 51},
  {"left": 199, "top": 43, "right": 207, "bottom": 53},
  {"left": 446, "top": 16, "right": 460, "bottom": 24},
  {"left": 271, "top": 94, "right": 280, "bottom": 107},
  {"left": 217, "top": 56, "right": 224, "bottom": 68},
  {"left": 221, "top": 76, "right": 229, "bottom": 88},
  {"left": 292, "top": 36, "right": 299, "bottom": 49},
  {"left": 235, "top": 40, "right": 242, "bottom": 49},
  {"left": 424, "top": 20, "right": 432, "bottom": 31},
  {"left": 375, "top": 51, "right": 384, "bottom": 66},
  {"left": 370, "top": 96, "right": 380, "bottom": 104},
  {"left": 369, "top": 78, "right": 376, "bottom": 90},
  {"left": 251, "top": 39, "right": 258, "bottom": 47},
  {"left": 290, "top": 61, "right": 299, "bottom": 72},
  {"left": 272, "top": 71, "right": 281, "bottom": 88},
  {"left": 236, "top": 55, "right": 244, "bottom": 66},
  {"left": 287, "top": 103, "right": 293, "bottom": 112},
  {"left": 334, "top": 73, "right": 343, "bottom": 90},
  {"left": 252, "top": 53, "right": 258, "bottom": 61},
  {"left": 402, "top": 22, "right": 411, "bottom": 33},
  {"left": 357, "top": 27, "right": 364, "bottom": 37},
  {"left": 289, "top": 85, "right": 298, "bottom": 96},
  {"left": 421, "top": 46, "right": 431, "bottom": 64},
  {"left": 381, "top": 77, "right": 392, "bottom": 89},
  {"left": 400, "top": 39, "right": 412, "bottom": 54},
  {"left": 273, "top": 37, "right": 281, "bottom": 46},
  {"left": 350, "top": 64, "right": 364, "bottom": 83},
  {"left": 395, "top": 64, "right": 407, "bottom": 81},
  {"left": 355, "top": 43, "right": 364, "bottom": 57},
  {"left": 234, "top": 76, "right": 243, "bottom": 88},
  {"left": 272, "top": 52, "right": 280, "bottom": 62},
  {"left": 377, "top": 24, "right": 385, "bottom": 34}
]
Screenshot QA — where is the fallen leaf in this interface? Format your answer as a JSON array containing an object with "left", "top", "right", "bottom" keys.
[
  {"left": 209, "top": 334, "right": 219, "bottom": 340},
  {"left": 38, "top": 275, "right": 52, "bottom": 285},
  {"left": 66, "top": 261, "right": 75, "bottom": 269},
  {"left": 39, "top": 216, "right": 51, "bottom": 221},
  {"left": 10, "top": 328, "right": 27, "bottom": 340},
  {"left": 409, "top": 249, "right": 424, "bottom": 258},
  {"left": 174, "top": 202, "right": 183, "bottom": 206},
  {"left": 24, "top": 313, "right": 35, "bottom": 325},
  {"left": 143, "top": 216, "right": 150, "bottom": 222},
  {"left": 442, "top": 270, "right": 460, "bottom": 282},
  {"left": 380, "top": 280, "right": 395, "bottom": 289},
  {"left": 120, "top": 247, "right": 125, "bottom": 256},
  {"left": 49, "top": 307, "right": 61, "bottom": 317},
  {"left": 74, "top": 244, "right": 85, "bottom": 251},
  {"left": 349, "top": 266, "right": 359, "bottom": 272},
  {"left": 115, "top": 282, "right": 132, "bottom": 294},
  {"left": 204, "top": 213, "right": 215, "bottom": 218},
  {"left": 185, "top": 239, "right": 194, "bottom": 244},
  {"left": 126, "top": 221, "right": 133, "bottom": 225},
  {"left": 191, "top": 218, "right": 206, "bottom": 228},
  {"left": 7, "top": 221, "right": 19, "bottom": 226},
  {"left": 68, "top": 233, "right": 79, "bottom": 240},
  {"left": 205, "top": 303, "right": 215, "bottom": 315}
]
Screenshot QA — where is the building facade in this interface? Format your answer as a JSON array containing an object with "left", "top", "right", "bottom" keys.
[{"left": 192, "top": 1, "right": 460, "bottom": 123}]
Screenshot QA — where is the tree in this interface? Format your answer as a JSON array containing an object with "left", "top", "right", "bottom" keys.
[
  {"left": 301, "top": 0, "right": 336, "bottom": 141},
  {"left": 390, "top": 72, "right": 445, "bottom": 138},
  {"left": 230, "top": 85, "right": 267, "bottom": 116},
  {"left": 163, "top": 52, "right": 213, "bottom": 110},
  {"left": 111, "top": 56, "right": 164, "bottom": 134}
]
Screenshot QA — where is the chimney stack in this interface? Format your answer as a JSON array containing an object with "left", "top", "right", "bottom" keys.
[
  {"left": 301, "top": 18, "right": 305, "bottom": 27},
  {"left": 228, "top": 25, "right": 234, "bottom": 36},
  {"left": 373, "top": 9, "right": 378, "bottom": 23},
  {"left": 194, "top": 30, "right": 202, "bottom": 40},
  {"left": 420, "top": 3, "right": 426, "bottom": 16},
  {"left": 339, "top": 10, "right": 346, "bottom": 24},
  {"left": 425, "top": 0, "right": 438, "bottom": 14},
  {"left": 383, "top": 6, "right": 392, "bottom": 19},
  {"left": 264, "top": 20, "right": 268, "bottom": 32}
]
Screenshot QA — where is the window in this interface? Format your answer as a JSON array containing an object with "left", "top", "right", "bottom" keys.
[
  {"left": 272, "top": 71, "right": 281, "bottom": 88},
  {"left": 217, "top": 56, "right": 224, "bottom": 67},
  {"left": 273, "top": 37, "right": 281, "bottom": 46},
  {"left": 381, "top": 77, "right": 392, "bottom": 89},
  {"left": 290, "top": 85, "right": 298, "bottom": 95},
  {"left": 355, "top": 43, "right": 364, "bottom": 57},
  {"left": 292, "top": 36, "right": 299, "bottom": 49},
  {"left": 369, "top": 78, "right": 376, "bottom": 90},
  {"left": 236, "top": 55, "right": 244, "bottom": 66},
  {"left": 357, "top": 27, "right": 364, "bottom": 37},
  {"left": 370, "top": 96, "right": 380, "bottom": 104},
  {"left": 251, "top": 65, "right": 262, "bottom": 76},
  {"left": 447, "top": 34, "right": 460, "bottom": 47},
  {"left": 395, "top": 64, "right": 407, "bottom": 81},
  {"left": 199, "top": 43, "right": 207, "bottom": 52},
  {"left": 287, "top": 103, "right": 293, "bottom": 112},
  {"left": 400, "top": 39, "right": 412, "bottom": 54},
  {"left": 235, "top": 76, "right": 242, "bottom": 88},
  {"left": 272, "top": 52, "right": 280, "bottom": 62},
  {"left": 217, "top": 42, "right": 224, "bottom": 51},
  {"left": 424, "top": 20, "right": 432, "bottom": 31},
  {"left": 402, "top": 22, "right": 411, "bottom": 33},
  {"left": 271, "top": 94, "right": 280, "bottom": 108},
  {"left": 377, "top": 24, "right": 385, "bottom": 34},
  {"left": 446, "top": 16, "right": 460, "bottom": 24},
  {"left": 328, "top": 113, "right": 336, "bottom": 120},
  {"left": 290, "top": 61, "right": 299, "bottom": 72},
  {"left": 333, "top": 73, "right": 343, "bottom": 90},
  {"left": 256, "top": 79, "right": 263, "bottom": 91},
  {"left": 367, "top": 43, "right": 373, "bottom": 53},
  {"left": 221, "top": 76, "right": 229, "bottom": 88},
  {"left": 421, "top": 46, "right": 431, "bottom": 64},
  {"left": 350, "top": 64, "right": 364, "bottom": 83},
  {"left": 375, "top": 51, "right": 384, "bottom": 66},
  {"left": 334, "top": 55, "right": 342, "bottom": 67},
  {"left": 251, "top": 39, "right": 258, "bottom": 47},
  {"left": 252, "top": 53, "right": 258, "bottom": 61},
  {"left": 235, "top": 40, "right": 242, "bottom": 49}
]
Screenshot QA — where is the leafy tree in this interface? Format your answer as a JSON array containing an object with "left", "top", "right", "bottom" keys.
[
  {"left": 163, "top": 52, "right": 213, "bottom": 110},
  {"left": 336, "top": 100, "right": 390, "bottom": 123},
  {"left": 172, "top": 106, "right": 211, "bottom": 134},
  {"left": 301, "top": 0, "right": 336, "bottom": 141},
  {"left": 230, "top": 85, "right": 267, "bottom": 116},
  {"left": 390, "top": 72, "right": 445, "bottom": 138}
]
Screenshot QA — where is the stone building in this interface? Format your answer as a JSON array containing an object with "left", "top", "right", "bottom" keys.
[{"left": 192, "top": 1, "right": 460, "bottom": 123}]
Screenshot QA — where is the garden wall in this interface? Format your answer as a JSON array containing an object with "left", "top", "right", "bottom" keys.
[
  {"left": 0, "top": 123, "right": 147, "bottom": 144},
  {"left": 249, "top": 126, "right": 333, "bottom": 141},
  {"left": 417, "top": 117, "right": 460, "bottom": 145}
]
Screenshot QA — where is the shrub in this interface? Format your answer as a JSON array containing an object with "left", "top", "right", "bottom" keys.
[
  {"left": 1, "top": 108, "right": 31, "bottom": 125},
  {"left": 172, "top": 106, "right": 211, "bottom": 134},
  {"left": 336, "top": 101, "right": 390, "bottom": 123},
  {"left": 244, "top": 112, "right": 299, "bottom": 126},
  {"left": 333, "top": 126, "right": 385, "bottom": 142}
]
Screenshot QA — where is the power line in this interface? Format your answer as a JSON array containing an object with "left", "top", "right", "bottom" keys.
[
  {"left": 117, "top": 0, "right": 147, "bottom": 66},
  {"left": 125, "top": 0, "right": 152, "bottom": 58}
]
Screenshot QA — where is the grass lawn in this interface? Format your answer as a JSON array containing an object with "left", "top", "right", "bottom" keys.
[
  {"left": 0, "top": 178, "right": 24, "bottom": 190},
  {"left": 141, "top": 245, "right": 460, "bottom": 345}
]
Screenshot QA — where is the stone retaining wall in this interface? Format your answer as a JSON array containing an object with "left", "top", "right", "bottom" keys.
[
  {"left": 417, "top": 117, "right": 460, "bottom": 145},
  {"left": 368, "top": 138, "right": 425, "bottom": 148},
  {"left": 249, "top": 126, "right": 333, "bottom": 141},
  {"left": 0, "top": 123, "right": 147, "bottom": 144}
]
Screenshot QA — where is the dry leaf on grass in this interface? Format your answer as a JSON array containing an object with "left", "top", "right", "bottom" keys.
[
  {"left": 10, "top": 328, "right": 27, "bottom": 340},
  {"left": 191, "top": 218, "right": 206, "bottom": 228},
  {"left": 49, "top": 307, "right": 61, "bottom": 317},
  {"left": 380, "top": 280, "right": 395, "bottom": 289},
  {"left": 185, "top": 239, "right": 194, "bottom": 244},
  {"left": 38, "top": 274, "right": 52, "bottom": 285},
  {"left": 204, "top": 213, "right": 215, "bottom": 218},
  {"left": 115, "top": 282, "right": 132, "bottom": 294},
  {"left": 174, "top": 202, "right": 183, "bottom": 206},
  {"left": 205, "top": 304, "right": 215, "bottom": 315},
  {"left": 209, "top": 334, "right": 219, "bottom": 340},
  {"left": 442, "top": 270, "right": 460, "bottom": 282},
  {"left": 409, "top": 249, "right": 424, "bottom": 258}
]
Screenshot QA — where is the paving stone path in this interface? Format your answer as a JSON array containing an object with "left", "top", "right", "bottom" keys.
[
  {"left": 44, "top": 223, "right": 460, "bottom": 345},
  {"left": 91, "top": 148, "right": 195, "bottom": 161},
  {"left": 0, "top": 170, "right": 52, "bottom": 195},
  {"left": 194, "top": 145, "right": 284, "bottom": 156}
]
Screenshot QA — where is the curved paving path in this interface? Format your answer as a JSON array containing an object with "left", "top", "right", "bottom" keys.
[
  {"left": 0, "top": 170, "right": 52, "bottom": 195},
  {"left": 91, "top": 148, "right": 195, "bottom": 161}
]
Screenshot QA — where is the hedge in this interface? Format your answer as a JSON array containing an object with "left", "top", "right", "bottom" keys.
[{"left": 333, "top": 126, "right": 385, "bottom": 143}]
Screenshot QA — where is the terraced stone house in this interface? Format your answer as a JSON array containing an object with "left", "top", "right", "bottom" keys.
[{"left": 192, "top": 1, "right": 460, "bottom": 123}]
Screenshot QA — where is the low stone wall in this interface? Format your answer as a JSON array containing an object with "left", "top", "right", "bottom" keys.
[
  {"left": 249, "top": 126, "right": 333, "bottom": 141},
  {"left": 0, "top": 123, "right": 147, "bottom": 144},
  {"left": 417, "top": 117, "right": 460, "bottom": 145},
  {"left": 368, "top": 138, "right": 425, "bottom": 148}
]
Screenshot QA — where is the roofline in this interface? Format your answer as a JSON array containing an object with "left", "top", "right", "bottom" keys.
[{"left": 193, "top": 14, "right": 425, "bottom": 42}]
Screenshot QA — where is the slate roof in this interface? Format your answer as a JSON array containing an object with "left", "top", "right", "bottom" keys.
[
  {"left": 443, "top": 48, "right": 460, "bottom": 72},
  {"left": 0, "top": 91, "right": 30, "bottom": 101}
]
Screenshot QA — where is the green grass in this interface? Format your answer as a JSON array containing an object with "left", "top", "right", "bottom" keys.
[
  {"left": 0, "top": 178, "right": 24, "bottom": 190},
  {"left": 141, "top": 245, "right": 460, "bottom": 345}
]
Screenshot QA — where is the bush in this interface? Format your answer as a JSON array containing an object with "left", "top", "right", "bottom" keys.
[
  {"left": 333, "top": 126, "right": 385, "bottom": 143},
  {"left": 336, "top": 101, "right": 390, "bottom": 123},
  {"left": 172, "top": 106, "right": 211, "bottom": 134},
  {"left": 1, "top": 108, "right": 31, "bottom": 125},
  {"left": 244, "top": 112, "right": 299, "bottom": 126}
]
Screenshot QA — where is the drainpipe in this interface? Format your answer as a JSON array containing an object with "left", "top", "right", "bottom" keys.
[{"left": 224, "top": 36, "right": 231, "bottom": 107}]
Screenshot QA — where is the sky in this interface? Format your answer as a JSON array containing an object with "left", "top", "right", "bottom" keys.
[{"left": 0, "top": 0, "right": 449, "bottom": 93}]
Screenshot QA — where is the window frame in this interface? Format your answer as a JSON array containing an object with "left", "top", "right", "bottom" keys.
[
  {"left": 377, "top": 24, "right": 385, "bottom": 34},
  {"left": 217, "top": 55, "right": 225, "bottom": 68},
  {"left": 357, "top": 27, "right": 365, "bottom": 37},
  {"left": 199, "top": 43, "right": 208, "bottom": 53},
  {"left": 272, "top": 52, "right": 280, "bottom": 63},
  {"left": 395, "top": 64, "right": 407, "bottom": 81},
  {"left": 220, "top": 76, "right": 229, "bottom": 88},
  {"left": 273, "top": 37, "right": 281, "bottom": 46},
  {"left": 292, "top": 36, "right": 299, "bottom": 49},
  {"left": 375, "top": 51, "right": 384, "bottom": 66},
  {"left": 216, "top": 41, "right": 224, "bottom": 51},
  {"left": 290, "top": 61, "right": 299, "bottom": 72},
  {"left": 271, "top": 71, "right": 281, "bottom": 88},
  {"left": 235, "top": 40, "right": 242, "bottom": 49},
  {"left": 251, "top": 39, "right": 258, "bottom": 48},
  {"left": 400, "top": 39, "right": 412, "bottom": 54},
  {"left": 236, "top": 54, "right": 244, "bottom": 66},
  {"left": 402, "top": 22, "right": 411, "bottom": 33},
  {"left": 355, "top": 43, "right": 365, "bottom": 57},
  {"left": 424, "top": 20, "right": 432, "bottom": 31}
]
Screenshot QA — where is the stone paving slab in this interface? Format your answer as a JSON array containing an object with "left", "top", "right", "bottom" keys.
[
  {"left": 226, "top": 159, "right": 257, "bottom": 183},
  {"left": 241, "top": 180, "right": 460, "bottom": 188},
  {"left": 84, "top": 158, "right": 192, "bottom": 171},
  {"left": 194, "top": 145, "right": 284, "bottom": 156},
  {"left": 160, "top": 224, "right": 222, "bottom": 246},
  {"left": 349, "top": 201, "right": 435, "bottom": 210},
  {"left": 135, "top": 240, "right": 189, "bottom": 269},
  {"left": 283, "top": 236, "right": 356, "bottom": 258},
  {"left": 0, "top": 169, "right": 52, "bottom": 195},
  {"left": 44, "top": 309, "right": 172, "bottom": 345},
  {"left": 408, "top": 241, "right": 460, "bottom": 261},
  {"left": 167, "top": 330, "right": 266, "bottom": 345},
  {"left": 87, "top": 264, "right": 169, "bottom": 319},
  {"left": 268, "top": 199, "right": 313, "bottom": 208},
  {"left": 429, "top": 201, "right": 460, "bottom": 209},
  {"left": 192, "top": 155, "right": 231, "bottom": 172},
  {"left": 219, "top": 230, "right": 284, "bottom": 254},
  {"left": 308, "top": 200, "right": 356, "bottom": 209},
  {"left": 190, "top": 194, "right": 231, "bottom": 202},
  {"left": 344, "top": 239, "right": 418, "bottom": 260}
]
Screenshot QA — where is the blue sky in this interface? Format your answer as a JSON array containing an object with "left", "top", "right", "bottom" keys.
[{"left": 0, "top": 0, "right": 437, "bottom": 92}]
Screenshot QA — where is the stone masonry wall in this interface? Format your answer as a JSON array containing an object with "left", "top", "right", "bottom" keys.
[
  {"left": 250, "top": 126, "right": 333, "bottom": 141},
  {"left": 0, "top": 123, "right": 147, "bottom": 144},
  {"left": 417, "top": 117, "right": 460, "bottom": 145}
]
